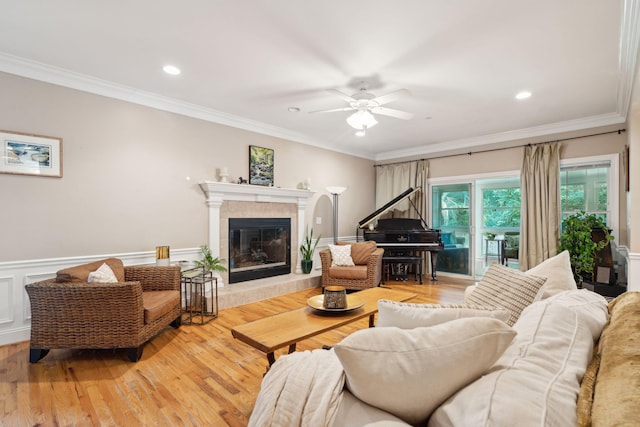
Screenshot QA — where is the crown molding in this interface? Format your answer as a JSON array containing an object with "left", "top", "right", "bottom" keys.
[
  {"left": 0, "top": 52, "right": 375, "bottom": 161},
  {"left": 374, "top": 112, "right": 626, "bottom": 161}
]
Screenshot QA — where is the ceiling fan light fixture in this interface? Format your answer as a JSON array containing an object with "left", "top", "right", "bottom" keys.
[{"left": 346, "top": 110, "right": 378, "bottom": 130}]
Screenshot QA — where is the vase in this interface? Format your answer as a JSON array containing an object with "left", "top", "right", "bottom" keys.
[{"left": 301, "top": 259, "right": 313, "bottom": 274}]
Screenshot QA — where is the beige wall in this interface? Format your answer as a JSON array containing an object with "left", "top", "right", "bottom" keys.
[{"left": 0, "top": 72, "right": 374, "bottom": 262}]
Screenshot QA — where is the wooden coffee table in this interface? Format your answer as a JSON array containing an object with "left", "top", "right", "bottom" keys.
[{"left": 231, "top": 286, "right": 417, "bottom": 368}]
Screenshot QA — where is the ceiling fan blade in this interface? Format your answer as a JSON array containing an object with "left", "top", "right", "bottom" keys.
[
  {"left": 371, "top": 88, "right": 411, "bottom": 105},
  {"left": 308, "top": 106, "right": 355, "bottom": 114},
  {"left": 371, "top": 106, "right": 414, "bottom": 120},
  {"left": 326, "top": 88, "right": 357, "bottom": 103}
]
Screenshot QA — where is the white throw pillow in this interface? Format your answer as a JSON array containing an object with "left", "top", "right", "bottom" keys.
[
  {"left": 527, "top": 250, "right": 578, "bottom": 300},
  {"left": 334, "top": 318, "right": 516, "bottom": 425},
  {"left": 466, "top": 263, "right": 547, "bottom": 326},
  {"left": 87, "top": 262, "right": 118, "bottom": 283},
  {"left": 429, "top": 301, "right": 594, "bottom": 427},
  {"left": 377, "top": 300, "right": 510, "bottom": 329},
  {"left": 328, "top": 244, "right": 355, "bottom": 267}
]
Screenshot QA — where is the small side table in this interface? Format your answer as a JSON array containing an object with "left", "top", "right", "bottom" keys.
[{"left": 181, "top": 267, "right": 218, "bottom": 325}]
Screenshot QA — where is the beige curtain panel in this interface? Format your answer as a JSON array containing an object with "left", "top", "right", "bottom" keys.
[
  {"left": 375, "top": 160, "right": 429, "bottom": 219},
  {"left": 520, "top": 143, "right": 561, "bottom": 270}
]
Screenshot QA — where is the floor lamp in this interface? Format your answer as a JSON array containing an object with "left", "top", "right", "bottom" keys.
[{"left": 326, "top": 186, "right": 347, "bottom": 244}]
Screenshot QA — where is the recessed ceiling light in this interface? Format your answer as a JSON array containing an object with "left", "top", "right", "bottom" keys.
[
  {"left": 355, "top": 130, "right": 366, "bottom": 137},
  {"left": 516, "top": 91, "right": 532, "bottom": 100},
  {"left": 163, "top": 65, "right": 181, "bottom": 76},
  {"left": 288, "top": 107, "right": 300, "bottom": 112}
]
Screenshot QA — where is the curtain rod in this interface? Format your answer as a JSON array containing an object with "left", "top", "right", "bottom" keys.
[{"left": 374, "top": 128, "right": 626, "bottom": 167}]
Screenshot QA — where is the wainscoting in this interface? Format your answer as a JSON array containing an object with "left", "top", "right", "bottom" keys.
[{"left": 0, "top": 247, "right": 326, "bottom": 346}]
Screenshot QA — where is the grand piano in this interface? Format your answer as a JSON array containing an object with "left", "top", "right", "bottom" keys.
[{"left": 358, "top": 187, "right": 444, "bottom": 281}]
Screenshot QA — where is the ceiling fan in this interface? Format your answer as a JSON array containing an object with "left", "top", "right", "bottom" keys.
[{"left": 311, "top": 83, "right": 414, "bottom": 135}]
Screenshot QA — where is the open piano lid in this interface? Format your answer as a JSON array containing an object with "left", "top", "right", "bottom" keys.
[{"left": 358, "top": 187, "right": 421, "bottom": 229}]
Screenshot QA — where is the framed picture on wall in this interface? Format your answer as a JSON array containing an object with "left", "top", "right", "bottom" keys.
[
  {"left": 0, "top": 130, "right": 63, "bottom": 178},
  {"left": 249, "top": 145, "right": 274, "bottom": 186}
]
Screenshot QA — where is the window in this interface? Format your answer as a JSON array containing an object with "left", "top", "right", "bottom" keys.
[
  {"left": 560, "top": 164, "right": 609, "bottom": 223},
  {"left": 559, "top": 154, "right": 619, "bottom": 244},
  {"left": 478, "top": 177, "right": 521, "bottom": 231}
]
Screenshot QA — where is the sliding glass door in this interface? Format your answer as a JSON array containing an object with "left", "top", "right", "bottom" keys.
[{"left": 431, "top": 183, "right": 472, "bottom": 276}]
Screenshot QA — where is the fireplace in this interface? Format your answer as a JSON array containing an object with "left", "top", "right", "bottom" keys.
[{"left": 228, "top": 218, "right": 291, "bottom": 283}]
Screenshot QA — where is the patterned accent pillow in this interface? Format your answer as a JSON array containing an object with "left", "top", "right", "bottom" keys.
[
  {"left": 87, "top": 262, "right": 118, "bottom": 283},
  {"left": 466, "top": 263, "right": 547, "bottom": 326},
  {"left": 328, "top": 244, "right": 355, "bottom": 267}
]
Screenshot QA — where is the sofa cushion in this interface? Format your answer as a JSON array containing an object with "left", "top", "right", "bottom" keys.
[
  {"left": 429, "top": 300, "right": 594, "bottom": 427},
  {"left": 338, "top": 241, "right": 377, "bottom": 265},
  {"left": 87, "top": 262, "right": 118, "bottom": 283},
  {"left": 329, "top": 244, "right": 355, "bottom": 267},
  {"left": 142, "top": 291, "right": 180, "bottom": 324},
  {"left": 545, "top": 289, "right": 608, "bottom": 340},
  {"left": 465, "top": 263, "right": 546, "bottom": 325},
  {"left": 334, "top": 317, "right": 516, "bottom": 425},
  {"left": 56, "top": 258, "right": 125, "bottom": 283},
  {"left": 376, "top": 300, "right": 510, "bottom": 329},
  {"left": 329, "top": 265, "right": 368, "bottom": 280},
  {"left": 527, "top": 250, "right": 577, "bottom": 299}
]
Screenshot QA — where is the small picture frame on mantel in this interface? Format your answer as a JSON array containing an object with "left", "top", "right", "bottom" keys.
[
  {"left": 249, "top": 145, "right": 274, "bottom": 186},
  {"left": 0, "top": 130, "right": 63, "bottom": 178}
]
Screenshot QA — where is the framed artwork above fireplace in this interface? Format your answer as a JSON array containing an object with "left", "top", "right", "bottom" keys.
[{"left": 249, "top": 145, "right": 274, "bottom": 186}]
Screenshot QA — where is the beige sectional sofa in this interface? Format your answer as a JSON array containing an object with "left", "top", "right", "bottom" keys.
[{"left": 249, "top": 251, "right": 640, "bottom": 426}]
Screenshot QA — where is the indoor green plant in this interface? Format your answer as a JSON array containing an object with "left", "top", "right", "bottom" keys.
[
  {"left": 299, "top": 226, "right": 321, "bottom": 274},
  {"left": 194, "top": 245, "right": 227, "bottom": 272},
  {"left": 558, "top": 212, "right": 613, "bottom": 285}
]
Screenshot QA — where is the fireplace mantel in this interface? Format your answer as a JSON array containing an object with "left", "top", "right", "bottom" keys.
[{"left": 199, "top": 181, "right": 315, "bottom": 282}]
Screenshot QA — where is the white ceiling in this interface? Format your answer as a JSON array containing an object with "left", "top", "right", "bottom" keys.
[{"left": 0, "top": 1, "right": 638, "bottom": 160}]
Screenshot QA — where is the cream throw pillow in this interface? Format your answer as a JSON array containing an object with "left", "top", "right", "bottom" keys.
[
  {"left": 429, "top": 300, "right": 594, "bottom": 427},
  {"left": 328, "top": 244, "right": 355, "bottom": 267},
  {"left": 527, "top": 250, "right": 578, "bottom": 299},
  {"left": 466, "top": 263, "right": 547, "bottom": 326},
  {"left": 377, "top": 300, "right": 510, "bottom": 329},
  {"left": 87, "top": 262, "right": 118, "bottom": 283},
  {"left": 333, "top": 318, "right": 516, "bottom": 425}
]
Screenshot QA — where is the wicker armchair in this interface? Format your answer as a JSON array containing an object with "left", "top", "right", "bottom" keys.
[
  {"left": 26, "top": 262, "right": 182, "bottom": 363},
  {"left": 320, "top": 242, "right": 384, "bottom": 291}
]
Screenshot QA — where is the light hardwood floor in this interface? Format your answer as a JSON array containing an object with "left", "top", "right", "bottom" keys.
[{"left": 1, "top": 278, "right": 470, "bottom": 426}]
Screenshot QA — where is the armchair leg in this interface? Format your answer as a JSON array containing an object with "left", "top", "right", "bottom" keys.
[
  {"left": 170, "top": 315, "right": 181, "bottom": 328},
  {"left": 125, "top": 346, "right": 144, "bottom": 362},
  {"left": 29, "top": 348, "right": 50, "bottom": 363}
]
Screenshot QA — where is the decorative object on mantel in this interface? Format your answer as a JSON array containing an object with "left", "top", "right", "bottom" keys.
[
  {"left": 249, "top": 145, "right": 274, "bottom": 186},
  {"left": 156, "top": 245, "right": 170, "bottom": 266},
  {"left": 238, "top": 176, "right": 248, "bottom": 184},
  {"left": 218, "top": 167, "right": 229, "bottom": 183},
  {"left": 193, "top": 245, "right": 227, "bottom": 273},
  {"left": 327, "top": 186, "right": 347, "bottom": 243},
  {"left": 0, "top": 130, "right": 63, "bottom": 177},
  {"left": 302, "top": 177, "right": 311, "bottom": 190},
  {"left": 300, "top": 225, "right": 321, "bottom": 274}
]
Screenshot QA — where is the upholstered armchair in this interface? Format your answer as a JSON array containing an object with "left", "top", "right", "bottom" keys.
[
  {"left": 319, "top": 241, "right": 384, "bottom": 291},
  {"left": 501, "top": 232, "right": 520, "bottom": 266},
  {"left": 25, "top": 258, "right": 181, "bottom": 363}
]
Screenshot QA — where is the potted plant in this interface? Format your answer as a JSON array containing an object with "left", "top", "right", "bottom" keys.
[
  {"left": 300, "top": 226, "right": 320, "bottom": 274},
  {"left": 194, "top": 245, "right": 227, "bottom": 273},
  {"left": 558, "top": 212, "right": 613, "bottom": 286}
]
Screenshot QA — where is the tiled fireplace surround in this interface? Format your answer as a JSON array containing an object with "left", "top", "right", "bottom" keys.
[{"left": 199, "top": 182, "right": 321, "bottom": 309}]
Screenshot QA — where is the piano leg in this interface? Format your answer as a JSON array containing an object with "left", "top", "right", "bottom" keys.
[{"left": 430, "top": 252, "right": 439, "bottom": 281}]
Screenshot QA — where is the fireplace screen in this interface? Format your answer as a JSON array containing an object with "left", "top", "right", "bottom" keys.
[{"left": 228, "top": 218, "right": 291, "bottom": 283}]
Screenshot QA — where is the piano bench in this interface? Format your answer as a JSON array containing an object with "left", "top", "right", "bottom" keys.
[{"left": 382, "top": 256, "right": 423, "bottom": 284}]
